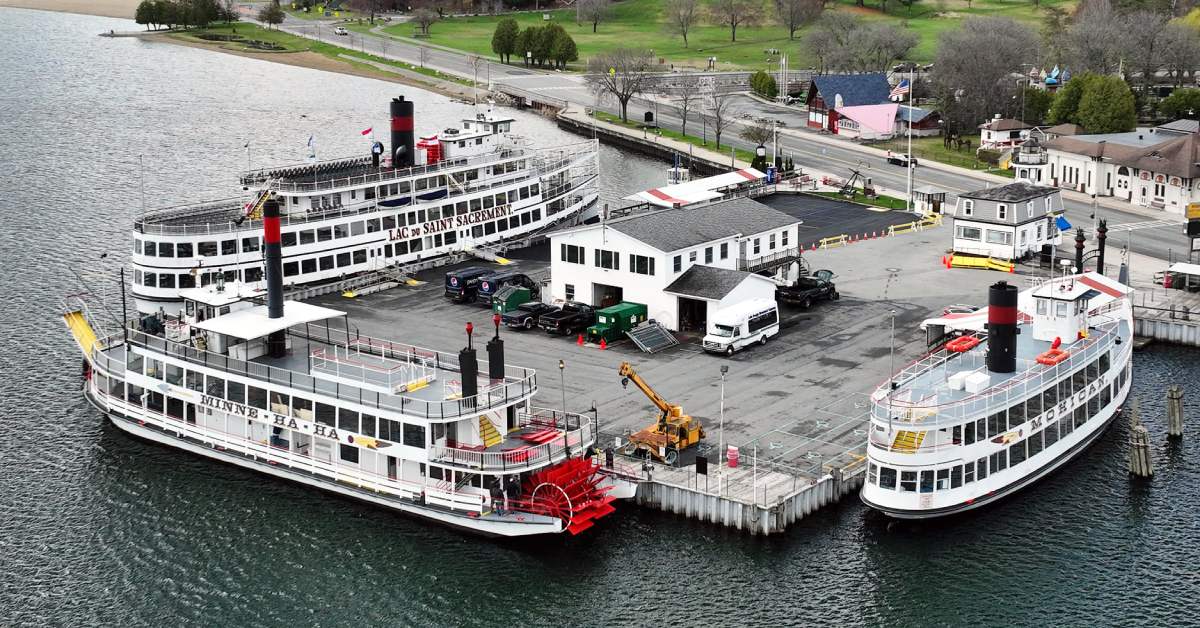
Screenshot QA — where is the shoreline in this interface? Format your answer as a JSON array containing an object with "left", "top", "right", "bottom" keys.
[{"left": 0, "top": 0, "right": 137, "bottom": 19}]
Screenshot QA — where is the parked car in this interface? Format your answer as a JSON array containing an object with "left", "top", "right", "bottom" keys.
[
  {"left": 886, "top": 152, "right": 918, "bottom": 168},
  {"left": 776, "top": 269, "right": 839, "bottom": 309},
  {"left": 474, "top": 270, "right": 540, "bottom": 306},
  {"left": 538, "top": 302, "right": 596, "bottom": 336},
  {"left": 501, "top": 302, "right": 557, "bottom": 330},
  {"left": 942, "top": 304, "right": 981, "bottom": 316},
  {"left": 444, "top": 266, "right": 492, "bottom": 303},
  {"left": 333, "top": 26, "right": 349, "bottom": 36}
]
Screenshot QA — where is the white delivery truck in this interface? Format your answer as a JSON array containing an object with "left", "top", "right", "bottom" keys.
[{"left": 702, "top": 298, "right": 780, "bottom": 355}]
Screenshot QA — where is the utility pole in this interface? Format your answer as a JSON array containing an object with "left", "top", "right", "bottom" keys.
[{"left": 719, "top": 365, "right": 728, "bottom": 475}]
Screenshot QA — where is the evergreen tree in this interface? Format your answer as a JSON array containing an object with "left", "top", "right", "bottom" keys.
[
  {"left": 491, "top": 18, "right": 519, "bottom": 64},
  {"left": 551, "top": 29, "right": 578, "bottom": 69},
  {"left": 514, "top": 28, "right": 533, "bottom": 66},
  {"left": 1159, "top": 88, "right": 1200, "bottom": 120},
  {"left": 750, "top": 70, "right": 778, "bottom": 99},
  {"left": 1076, "top": 75, "right": 1137, "bottom": 133},
  {"left": 1047, "top": 72, "right": 1098, "bottom": 126}
]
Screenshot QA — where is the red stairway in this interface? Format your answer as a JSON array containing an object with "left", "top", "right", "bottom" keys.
[{"left": 522, "top": 457, "right": 617, "bottom": 535}]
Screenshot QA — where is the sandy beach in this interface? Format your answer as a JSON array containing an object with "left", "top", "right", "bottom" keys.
[{"left": 0, "top": 0, "right": 139, "bottom": 19}]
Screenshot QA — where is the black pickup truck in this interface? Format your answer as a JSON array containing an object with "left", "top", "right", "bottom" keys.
[
  {"left": 501, "top": 302, "right": 557, "bottom": 330},
  {"left": 776, "top": 269, "right": 839, "bottom": 308},
  {"left": 444, "top": 267, "right": 492, "bottom": 303},
  {"left": 538, "top": 302, "right": 596, "bottom": 336}
]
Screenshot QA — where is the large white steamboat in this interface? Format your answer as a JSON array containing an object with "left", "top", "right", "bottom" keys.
[
  {"left": 63, "top": 197, "right": 617, "bottom": 536},
  {"left": 131, "top": 96, "right": 599, "bottom": 314},
  {"left": 862, "top": 273, "right": 1133, "bottom": 519}
]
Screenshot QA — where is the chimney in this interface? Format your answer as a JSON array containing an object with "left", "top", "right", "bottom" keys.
[
  {"left": 390, "top": 96, "right": 415, "bottom": 169},
  {"left": 486, "top": 314, "right": 504, "bottom": 380},
  {"left": 986, "top": 281, "right": 1018, "bottom": 374},
  {"left": 459, "top": 322, "right": 478, "bottom": 410},
  {"left": 262, "top": 197, "right": 287, "bottom": 358}
]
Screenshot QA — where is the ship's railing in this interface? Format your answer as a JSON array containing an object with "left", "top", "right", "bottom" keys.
[
  {"left": 126, "top": 325, "right": 537, "bottom": 421},
  {"left": 430, "top": 416, "right": 594, "bottom": 473},
  {"left": 873, "top": 313, "right": 1124, "bottom": 428}
]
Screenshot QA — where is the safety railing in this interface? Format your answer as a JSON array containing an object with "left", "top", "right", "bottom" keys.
[
  {"left": 738, "top": 246, "right": 803, "bottom": 273},
  {"left": 309, "top": 344, "right": 436, "bottom": 393},
  {"left": 430, "top": 421, "right": 594, "bottom": 473}
]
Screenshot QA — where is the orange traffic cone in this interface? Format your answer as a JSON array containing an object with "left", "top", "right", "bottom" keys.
[
  {"left": 600, "top": 338, "right": 607, "bottom": 350},
  {"left": 576, "top": 334, "right": 584, "bottom": 346}
]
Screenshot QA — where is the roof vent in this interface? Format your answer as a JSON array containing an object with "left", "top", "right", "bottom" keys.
[{"left": 1138, "top": 134, "right": 1144, "bottom": 140}]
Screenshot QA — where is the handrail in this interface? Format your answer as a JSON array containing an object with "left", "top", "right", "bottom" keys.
[{"left": 430, "top": 420, "right": 594, "bottom": 473}]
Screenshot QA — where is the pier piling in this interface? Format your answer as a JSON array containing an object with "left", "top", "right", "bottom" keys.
[
  {"left": 1128, "top": 399, "right": 1154, "bottom": 478},
  {"left": 1167, "top": 385, "right": 1184, "bottom": 439}
]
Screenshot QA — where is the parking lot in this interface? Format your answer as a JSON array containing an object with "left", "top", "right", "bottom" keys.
[{"left": 311, "top": 195, "right": 1015, "bottom": 475}]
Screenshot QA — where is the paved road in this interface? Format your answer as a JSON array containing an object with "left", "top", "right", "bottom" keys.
[{"left": 276, "top": 13, "right": 1190, "bottom": 263}]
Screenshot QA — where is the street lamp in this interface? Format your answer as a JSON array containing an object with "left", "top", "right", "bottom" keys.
[
  {"left": 719, "top": 365, "right": 728, "bottom": 473},
  {"left": 558, "top": 359, "right": 566, "bottom": 425}
]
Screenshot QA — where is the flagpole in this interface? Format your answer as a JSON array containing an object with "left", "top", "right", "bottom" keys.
[{"left": 906, "top": 65, "right": 914, "bottom": 214}]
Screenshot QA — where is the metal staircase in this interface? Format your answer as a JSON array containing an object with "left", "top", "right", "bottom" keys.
[
  {"left": 479, "top": 415, "right": 502, "bottom": 449},
  {"left": 627, "top": 322, "right": 678, "bottom": 354},
  {"left": 244, "top": 189, "right": 272, "bottom": 220}
]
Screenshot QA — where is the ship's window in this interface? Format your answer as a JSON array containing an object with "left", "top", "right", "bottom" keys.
[
  {"left": 1007, "top": 399, "right": 1026, "bottom": 429},
  {"left": 1043, "top": 385, "right": 1057, "bottom": 411},
  {"left": 248, "top": 386, "right": 268, "bottom": 410},
  {"left": 1073, "top": 367, "right": 1087, "bottom": 393},
  {"left": 919, "top": 471, "right": 934, "bottom": 493},
  {"left": 444, "top": 232, "right": 457, "bottom": 246},
  {"left": 950, "top": 466, "right": 962, "bottom": 489},
  {"left": 1055, "top": 301, "right": 1068, "bottom": 317},
  {"left": 377, "top": 418, "right": 399, "bottom": 441},
  {"left": 1026, "top": 390, "right": 1042, "bottom": 417},
  {"left": 315, "top": 402, "right": 335, "bottom": 427},
  {"left": 531, "top": 183, "right": 540, "bottom": 196},
  {"left": 338, "top": 409, "right": 358, "bottom": 433},
  {"left": 394, "top": 241, "right": 409, "bottom": 256},
  {"left": 299, "top": 230, "right": 315, "bottom": 245},
  {"left": 224, "top": 269, "right": 239, "bottom": 284},
  {"left": 292, "top": 396, "right": 313, "bottom": 420},
  {"left": 134, "top": 270, "right": 143, "bottom": 286},
  {"left": 398, "top": 181, "right": 410, "bottom": 194},
  {"left": 483, "top": 196, "right": 494, "bottom": 210},
  {"left": 987, "top": 411, "right": 1004, "bottom": 437},
  {"left": 1089, "top": 392, "right": 1101, "bottom": 417},
  {"left": 127, "top": 350, "right": 144, "bottom": 373},
  {"left": 991, "top": 449, "right": 1007, "bottom": 473},
  {"left": 147, "top": 391, "right": 164, "bottom": 414},
  {"left": 316, "top": 255, "right": 332, "bottom": 271},
  {"left": 977, "top": 457, "right": 988, "bottom": 480},
  {"left": 1059, "top": 414, "right": 1074, "bottom": 437},
  {"left": 427, "top": 206, "right": 441, "bottom": 221},
  {"left": 1009, "top": 440, "right": 1027, "bottom": 466},
  {"left": 165, "top": 396, "right": 183, "bottom": 420},
  {"left": 497, "top": 218, "right": 509, "bottom": 232},
  {"left": 964, "top": 420, "right": 976, "bottom": 445},
  {"left": 165, "top": 364, "right": 183, "bottom": 386},
  {"left": 899, "top": 471, "right": 917, "bottom": 492},
  {"left": 433, "top": 234, "right": 442, "bottom": 248},
  {"left": 935, "top": 468, "right": 949, "bottom": 490},
  {"left": 384, "top": 244, "right": 394, "bottom": 258},
  {"left": 302, "top": 259, "right": 317, "bottom": 274},
  {"left": 403, "top": 423, "right": 425, "bottom": 448},
  {"left": 414, "top": 178, "right": 428, "bottom": 192},
  {"left": 281, "top": 233, "right": 296, "bottom": 248},
  {"left": 494, "top": 193, "right": 506, "bottom": 207},
  {"left": 868, "top": 462, "right": 878, "bottom": 484},
  {"left": 366, "top": 218, "right": 381, "bottom": 233},
  {"left": 1100, "top": 351, "right": 1110, "bottom": 374},
  {"left": 339, "top": 444, "right": 359, "bottom": 464},
  {"left": 1102, "top": 384, "right": 1112, "bottom": 408},
  {"left": 127, "top": 384, "right": 144, "bottom": 406},
  {"left": 521, "top": 212, "right": 531, "bottom": 226},
  {"left": 332, "top": 252, "right": 349, "bottom": 268},
  {"left": 1028, "top": 430, "right": 1044, "bottom": 457},
  {"left": 227, "top": 381, "right": 245, "bottom": 405},
  {"left": 484, "top": 222, "right": 496, "bottom": 236},
  {"left": 472, "top": 225, "right": 484, "bottom": 239},
  {"left": 159, "top": 274, "right": 175, "bottom": 289},
  {"left": 1074, "top": 404, "right": 1086, "bottom": 429},
  {"left": 244, "top": 267, "right": 263, "bottom": 283},
  {"left": 177, "top": 243, "right": 193, "bottom": 258},
  {"left": 144, "top": 240, "right": 156, "bottom": 256},
  {"left": 508, "top": 190, "right": 518, "bottom": 203},
  {"left": 383, "top": 216, "right": 396, "bottom": 230},
  {"left": 269, "top": 391, "right": 289, "bottom": 415},
  {"left": 186, "top": 370, "right": 203, "bottom": 392},
  {"left": 1058, "top": 377, "right": 1071, "bottom": 402},
  {"left": 532, "top": 209, "right": 541, "bottom": 221},
  {"left": 1036, "top": 299, "right": 1047, "bottom": 315},
  {"left": 349, "top": 189, "right": 356, "bottom": 200},
  {"left": 410, "top": 237, "right": 424, "bottom": 253},
  {"left": 519, "top": 186, "right": 530, "bottom": 200},
  {"left": 144, "top": 273, "right": 157, "bottom": 288},
  {"left": 206, "top": 376, "right": 225, "bottom": 399},
  {"left": 179, "top": 273, "right": 196, "bottom": 289},
  {"left": 964, "top": 462, "right": 975, "bottom": 484},
  {"left": 360, "top": 414, "right": 376, "bottom": 437},
  {"left": 222, "top": 240, "right": 237, "bottom": 255},
  {"left": 334, "top": 223, "right": 349, "bottom": 238},
  {"left": 1044, "top": 421, "right": 1059, "bottom": 448},
  {"left": 353, "top": 250, "right": 367, "bottom": 264},
  {"left": 1087, "top": 359, "right": 1099, "bottom": 381},
  {"left": 879, "top": 466, "right": 897, "bottom": 489},
  {"left": 317, "top": 227, "right": 333, "bottom": 242},
  {"left": 351, "top": 221, "right": 366, "bottom": 236},
  {"left": 284, "top": 262, "right": 299, "bottom": 277}
]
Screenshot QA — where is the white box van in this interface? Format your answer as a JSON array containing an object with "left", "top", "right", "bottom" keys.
[{"left": 702, "top": 299, "right": 780, "bottom": 355}]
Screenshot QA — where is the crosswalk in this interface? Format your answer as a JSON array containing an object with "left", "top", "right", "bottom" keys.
[{"left": 1105, "top": 219, "right": 1183, "bottom": 233}]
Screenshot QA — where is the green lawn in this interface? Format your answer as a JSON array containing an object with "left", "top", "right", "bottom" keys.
[
  {"left": 377, "top": 0, "right": 1075, "bottom": 70},
  {"left": 593, "top": 110, "right": 758, "bottom": 162},
  {"left": 813, "top": 190, "right": 908, "bottom": 210},
  {"left": 874, "top": 135, "right": 1015, "bottom": 177}
]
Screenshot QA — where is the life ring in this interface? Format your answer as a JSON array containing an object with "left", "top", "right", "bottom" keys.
[
  {"left": 946, "top": 336, "right": 981, "bottom": 353},
  {"left": 1036, "top": 348, "right": 1070, "bottom": 365}
]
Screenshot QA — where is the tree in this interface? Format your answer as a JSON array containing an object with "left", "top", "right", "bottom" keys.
[
  {"left": 135, "top": 0, "right": 156, "bottom": 29},
  {"left": 412, "top": 8, "right": 438, "bottom": 36},
  {"left": 803, "top": 13, "right": 914, "bottom": 72},
  {"left": 930, "top": 16, "right": 1039, "bottom": 133},
  {"left": 1160, "top": 24, "right": 1200, "bottom": 87},
  {"left": 666, "top": 74, "right": 704, "bottom": 138},
  {"left": 551, "top": 28, "right": 578, "bottom": 69},
  {"left": 740, "top": 118, "right": 773, "bottom": 146},
  {"left": 576, "top": 0, "right": 610, "bottom": 33},
  {"left": 515, "top": 27, "right": 534, "bottom": 65},
  {"left": 709, "top": 0, "right": 760, "bottom": 42},
  {"left": 221, "top": 0, "right": 238, "bottom": 24},
  {"left": 1047, "top": 72, "right": 1099, "bottom": 125},
  {"left": 1159, "top": 88, "right": 1200, "bottom": 119},
  {"left": 1121, "top": 10, "right": 1170, "bottom": 91},
  {"left": 257, "top": 1, "right": 285, "bottom": 29},
  {"left": 664, "top": 0, "right": 701, "bottom": 47},
  {"left": 803, "top": 12, "right": 860, "bottom": 73},
  {"left": 491, "top": 17, "right": 519, "bottom": 64},
  {"left": 1076, "top": 75, "right": 1136, "bottom": 133},
  {"left": 1020, "top": 86, "right": 1054, "bottom": 125},
  {"left": 855, "top": 23, "right": 918, "bottom": 71},
  {"left": 532, "top": 24, "right": 559, "bottom": 67},
  {"left": 774, "top": 0, "right": 821, "bottom": 40},
  {"left": 1040, "top": 5, "right": 1069, "bottom": 63},
  {"left": 705, "top": 89, "right": 737, "bottom": 149},
  {"left": 1061, "top": 0, "right": 1124, "bottom": 75},
  {"left": 750, "top": 70, "right": 778, "bottom": 99},
  {"left": 586, "top": 48, "right": 654, "bottom": 122}
]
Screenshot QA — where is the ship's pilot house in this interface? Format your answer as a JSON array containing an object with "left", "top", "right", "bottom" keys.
[{"left": 1031, "top": 278, "right": 1098, "bottom": 344}]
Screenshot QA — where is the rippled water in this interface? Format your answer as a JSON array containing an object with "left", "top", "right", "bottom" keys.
[{"left": 1, "top": 9, "right": 1197, "bottom": 626}]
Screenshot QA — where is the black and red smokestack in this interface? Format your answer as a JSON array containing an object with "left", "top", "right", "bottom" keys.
[
  {"left": 390, "top": 96, "right": 414, "bottom": 168},
  {"left": 986, "top": 281, "right": 1018, "bottom": 374},
  {"left": 263, "top": 197, "right": 286, "bottom": 357}
]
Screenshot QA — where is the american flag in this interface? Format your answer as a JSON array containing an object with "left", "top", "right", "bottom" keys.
[{"left": 890, "top": 79, "right": 910, "bottom": 101}]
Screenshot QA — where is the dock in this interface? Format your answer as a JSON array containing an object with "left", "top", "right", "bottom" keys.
[{"left": 1132, "top": 287, "right": 1200, "bottom": 346}]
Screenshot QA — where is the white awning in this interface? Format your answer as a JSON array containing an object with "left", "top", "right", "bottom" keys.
[
  {"left": 191, "top": 300, "right": 345, "bottom": 340},
  {"left": 623, "top": 168, "right": 766, "bottom": 208},
  {"left": 1168, "top": 262, "right": 1200, "bottom": 276}
]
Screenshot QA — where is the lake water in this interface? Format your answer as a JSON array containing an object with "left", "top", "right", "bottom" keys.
[{"left": 1, "top": 9, "right": 1197, "bottom": 626}]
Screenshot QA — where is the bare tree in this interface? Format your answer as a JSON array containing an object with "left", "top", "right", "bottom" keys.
[
  {"left": 663, "top": 73, "right": 704, "bottom": 137},
  {"left": 1062, "top": 0, "right": 1124, "bottom": 75},
  {"left": 586, "top": 48, "right": 655, "bottom": 122},
  {"left": 803, "top": 13, "right": 913, "bottom": 72},
  {"left": 1122, "top": 11, "right": 1170, "bottom": 90},
  {"left": 1160, "top": 24, "right": 1200, "bottom": 87},
  {"left": 665, "top": 0, "right": 701, "bottom": 47},
  {"left": 739, "top": 118, "right": 773, "bottom": 146},
  {"left": 705, "top": 89, "right": 737, "bottom": 149},
  {"left": 855, "top": 23, "right": 918, "bottom": 72},
  {"left": 412, "top": 8, "right": 438, "bottom": 37},
  {"left": 576, "top": 0, "right": 611, "bottom": 33},
  {"left": 709, "top": 0, "right": 760, "bottom": 42},
  {"left": 931, "top": 16, "right": 1039, "bottom": 134},
  {"left": 775, "top": 0, "right": 822, "bottom": 40}
]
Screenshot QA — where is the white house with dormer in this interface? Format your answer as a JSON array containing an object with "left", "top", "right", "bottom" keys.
[{"left": 950, "top": 182, "right": 1065, "bottom": 261}]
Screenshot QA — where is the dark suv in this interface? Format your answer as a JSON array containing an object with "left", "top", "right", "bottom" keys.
[
  {"left": 475, "top": 271, "right": 540, "bottom": 305},
  {"left": 444, "top": 267, "right": 492, "bottom": 303}
]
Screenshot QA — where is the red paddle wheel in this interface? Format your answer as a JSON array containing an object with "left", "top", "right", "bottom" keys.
[{"left": 521, "top": 457, "right": 616, "bottom": 535}]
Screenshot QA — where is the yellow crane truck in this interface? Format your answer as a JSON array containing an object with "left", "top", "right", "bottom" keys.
[{"left": 617, "top": 362, "right": 705, "bottom": 465}]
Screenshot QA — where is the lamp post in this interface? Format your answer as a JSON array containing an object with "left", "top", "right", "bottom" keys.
[
  {"left": 888, "top": 309, "right": 896, "bottom": 436},
  {"left": 558, "top": 359, "right": 566, "bottom": 425},
  {"left": 719, "top": 365, "right": 728, "bottom": 473}
]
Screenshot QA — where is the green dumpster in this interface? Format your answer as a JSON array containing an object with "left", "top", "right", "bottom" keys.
[
  {"left": 586, "top": 302, "right": 648, "bottom": 343},
  {"left": 492, "top": 285, "right": 532, "bottom": 314}
]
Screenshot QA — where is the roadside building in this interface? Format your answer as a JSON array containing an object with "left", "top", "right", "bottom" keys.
[
  {"left": 1043, "top": 121, "right": 1200, "bottom": 214},
  {"left": 805, "top": 73, "right": 893, "bottom": 136},
  {"left": 547, "top": 197, "right": 801, "bottom": 332},
  {"left": 1041, "top": 123, "right": 1083, "bottom": 140},
  {"left": 978, "top": 115, "right": 1032, "bottom": 149},
  {"left": 949, "top": 182, "right": 1064, "bottom": 261},
  {"left": 895, "top": 105, "right": 941, "bottom": 138}
]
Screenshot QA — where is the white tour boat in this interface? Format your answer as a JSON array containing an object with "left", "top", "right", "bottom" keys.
[
  {"left": 63, "top": 198, "right": 616, "bottom": 536},
  {"left": 862, "top": 273, "right": 1133, "bottom": 518},
  {"left": 130, "top": 96, "right": 599, "bottom": 314}
]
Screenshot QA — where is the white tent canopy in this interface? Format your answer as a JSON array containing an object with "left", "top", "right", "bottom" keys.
[
  {"left": 1167, "top": 262, "right": 1200, "bottom": 276},
  {"left": 624, "top": 168, "right": 766, "bottom": 208},
  {"left": 191, "top": 300, "right": 345, "bottom": 340}
]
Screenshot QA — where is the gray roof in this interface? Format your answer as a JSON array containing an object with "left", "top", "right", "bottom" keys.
[
  {"left": 663, "top": 265, "right": 752, "bottom": 301},
  {"left": 961, "top": 181, "right": 1056, "bottom": 203},
  {"left": 808, "top": 73, "right": 892, "bottom": 107},
  {"left": 898, "top": 105, "right": 934, "bottom": 123},
  {"left": 607, "top": 197, "right": 799, "bottom": 253},
  {"left": 1157, "top": 119, "right": 1200, "bottom": 135},
  {"left": 1046, "top": 127, "right": 1166, "bottom": 149}
]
